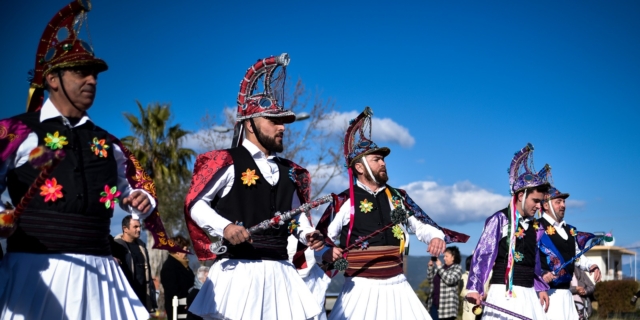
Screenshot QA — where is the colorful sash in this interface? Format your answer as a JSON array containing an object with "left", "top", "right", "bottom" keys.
[{"left": 344, "top": 245, "right": 403, "bottom": 278}]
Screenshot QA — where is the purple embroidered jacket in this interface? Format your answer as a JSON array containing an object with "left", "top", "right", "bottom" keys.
[{"left": 466, "top": 209, "right": 549, "bottom": 295}]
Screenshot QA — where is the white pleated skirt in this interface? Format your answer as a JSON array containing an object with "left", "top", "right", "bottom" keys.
[
  {"left": 0, "top": 252, "right": 149, "bottom": 320},
  {"left": 483, "top": 284, "right": 547, "bottom": 320},
  {"left": 546, "top": 288, "right": 579, "bottom": 320},
  {"left": 189, "top": 258, "right": 321, "bottom": 320},
  {"left": 301, "top": 264, "right": 331, "bottom": 320},
  {"left": 328, "top": 274, "right": 431, "bottom": 320}
]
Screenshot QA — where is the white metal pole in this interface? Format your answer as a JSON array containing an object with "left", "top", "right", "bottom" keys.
[
  {"left": 607, "top": 248, "right": 610, "bottom": 280},
  {"left": 172, "top": 295, "right": 178, "bottom": 320}
]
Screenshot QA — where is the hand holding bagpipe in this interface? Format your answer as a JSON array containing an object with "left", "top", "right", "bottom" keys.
[
  {"left": 211, "top": 194, "right": 334, "bottom": 253},
  {"left": 0, "top": 146, "right": 65, "bottom": 238},
  {"left": 551, "top": 233, "right": 611, "bottom": 281},
  {"left": 331, "top": 205, "right": 412, "bottom": 271}
]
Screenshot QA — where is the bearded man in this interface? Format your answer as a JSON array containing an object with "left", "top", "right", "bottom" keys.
[{"left": 185, "top": 54, "right": 323, "bottom": 320}]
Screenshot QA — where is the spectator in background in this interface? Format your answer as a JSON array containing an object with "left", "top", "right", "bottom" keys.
[
  {"left": 161, "top": 235, "right": 195, "bottom": 320},
  {"left": 572, "top": 267, "right": 595, "bottom": 320},
  {"left": 114, "top": 215, "right": 157, "bottom": 312},
  {"left": 427, "top": 246, "right": 463, "bottom": 320}
]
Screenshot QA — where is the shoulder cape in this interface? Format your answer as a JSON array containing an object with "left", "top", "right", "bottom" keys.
[
  {"left": 537, "top": 219, "right": 596, "bottom": 284},
  {"left": 184, "top": 149, "right": 311, "bottom": 261},
  {"left": 0, "top": 118, "right": 31, "bottom": 163},
  {"left": 315, "top": 185, "right": 470, "bottom": 247}
]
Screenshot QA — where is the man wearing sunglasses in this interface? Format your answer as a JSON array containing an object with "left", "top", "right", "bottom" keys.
[
  {"left": 0, "top": 1, "right": 167, "bottom": 319},
  {"left": 185, "top": 54, "right": 323, "bottom": 320}
]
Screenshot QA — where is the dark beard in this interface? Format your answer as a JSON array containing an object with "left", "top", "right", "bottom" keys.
[
  {"left": 257, "top": 128, "right": 284, "bottom": 153},
  {"left": 364, "top": 167, "right": 389, "bottom": 184}
]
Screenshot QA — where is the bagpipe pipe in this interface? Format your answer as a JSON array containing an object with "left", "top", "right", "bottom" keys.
[
  {"left": 208, "top": 194, "right": 334, "bottom": 254},
  {"left": 331, "top": 193, "right": 470, "bottom": 272},
  {"left": 472, "top": 302, "right": 532, "bottom": 320},
  {"left": 332, "top": 203, "right": 415, "bottom": 271},
  {"left": 0, "top": 146, "right": 65, "bottom": 237},
  {"left": 551, "top": 232, "right": 613, "bottom": 276}
]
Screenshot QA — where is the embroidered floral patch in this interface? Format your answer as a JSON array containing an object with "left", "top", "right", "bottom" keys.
[
  {"left": 546, "top": 225, "right": 556, "bottom": 236},
  {"left": 100, "top": 185, "right": 121, "bottom": 209},
  {"left": 359, "top": 199, "right": 373, "bottom": 213},
  {"left": 392, "top": 225, "right": 404, "bottom": 240},
  {"left": 514, "top": 251, "right": 524, "bottom": 262},
  {"left": 515, "top": 227, "right": 525, "bottom": 239},
  {"left": 241, "top": 168, "right": 260, "bottom": 186},
  {"left": 570, "top": 228, "right": 576, "bottom": 237},
  {"left": 44, "top": 131, "right": 68, "bottom": 150},
  {"left": 288, "top": 219, "right": 299, "bottom": 234},
  {"left": 89, "top": 137, "right": 109, "bottom": 157},
  {"left": 39, "top": 178, "right": 64, "bottom": 202}
]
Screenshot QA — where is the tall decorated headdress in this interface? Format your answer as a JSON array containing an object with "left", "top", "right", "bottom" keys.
[
  {"left": 537, "top": 164, "right": 570, "bottom": 201},
  {"left": 343, "top": 107, "right": 390, "bottom": 169},
  {"left": 537, "top": 164, "right": 570, "bottom": 220},
  {"left": 26, "top": 0, "right": 108, "bottom": 113},
  {"left": 231, "top": 53, "right": 296, "bottom": 147},
  {"left": 508, "top": 143, "right": 548, "bottom": 196},
  {"left": 504, "top": 143, "right": 549, "bottom": 298}
]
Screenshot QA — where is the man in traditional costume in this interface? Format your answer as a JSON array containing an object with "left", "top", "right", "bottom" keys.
[
  {"left": 465, "top": 143, "right": 550, "bottom": 320},
  {"left": 536, "top": 165, "right": 601, "bottom": 320},
  {"left": 185, "top": 53, "right": 323, "bottom": 320},
  {"left": 0, "top": 1, "right": 179, "bottom": 318},
  {"left": 316, "top": 107, "right": 469, "bottom": 320}
]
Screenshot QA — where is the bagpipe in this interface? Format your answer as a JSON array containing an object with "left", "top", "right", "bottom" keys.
[
  {"left": 551, "top": 232, "right": 612, "bottom": 276},
  {"left": 208, "top": 194, "right": 333, "bottom": 254}
]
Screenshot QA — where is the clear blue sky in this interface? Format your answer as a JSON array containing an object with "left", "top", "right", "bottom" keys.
[{"left": 2, "top": 1, "right": 639, "bottom": 275}]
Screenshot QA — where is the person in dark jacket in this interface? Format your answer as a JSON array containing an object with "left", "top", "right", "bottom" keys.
[
  {"left": 113, "top": 215, "right": 158, "bottom": 312},
  {"left": 161, "top": 235, "right": 195, "bottom": 320}
]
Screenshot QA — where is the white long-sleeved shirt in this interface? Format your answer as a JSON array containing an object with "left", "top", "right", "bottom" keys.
[
  {"left": 541, "top": 213, "right": 594, "bottom": 271},
  {"left": 189, "top": 139, "right": 315, "bottom": 244},
  {"left": 0, "top": 99, "right": 155, "bottom": 219},
  {"left": 314, "top": 180, "right": 445, "bottom": 261}
]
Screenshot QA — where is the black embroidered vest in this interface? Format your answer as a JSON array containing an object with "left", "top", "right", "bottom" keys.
[
  {"left": 6, "top": 111, "right": 117, "bottom": 255},
  {"left": 212, "top": 146, "right": 296, "bottom": 260},
  {"left": 490, "top": 208, "right": 537, "bottom": 288},
  {"left": 339, "top": 185, "right": 401, "bottom": 248},
  {"left": 538, "top": 217, "right": 576, "bottom": 289}
]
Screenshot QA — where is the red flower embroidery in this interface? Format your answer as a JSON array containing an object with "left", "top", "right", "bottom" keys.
[
  {"left": 39, "top": 178, "right": 64, "bottom": 202},
  {"left": 100, "top": 185, "right": 121, "bottom": 209}
]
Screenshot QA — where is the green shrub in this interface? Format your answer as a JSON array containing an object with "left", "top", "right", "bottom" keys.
[{"left": 593, "top": 280, "right": 639, "bottom": 319}]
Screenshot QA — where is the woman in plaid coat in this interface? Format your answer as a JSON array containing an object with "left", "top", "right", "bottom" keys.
[{"left": 427, "top": 246, "right": 463, "bottom": 320}]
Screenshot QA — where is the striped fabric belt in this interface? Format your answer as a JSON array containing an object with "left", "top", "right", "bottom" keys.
[
  {"left": 7, "top": 209, "right": 111, "bottom": 255},
  {"left": 344, "top": 245, "right": 404, "bottom": 279}
]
